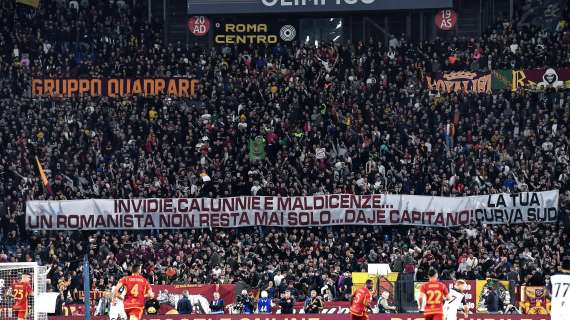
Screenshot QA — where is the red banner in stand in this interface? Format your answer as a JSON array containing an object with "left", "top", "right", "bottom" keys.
[{"left": 48, "top": 314, "right": 551, "bottom": 320}]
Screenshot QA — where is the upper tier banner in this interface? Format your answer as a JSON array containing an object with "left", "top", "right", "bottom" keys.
[
  {"left": 491, "top": 68, "right": 570, "bottom": 91},
  {"left": 187, "top": 0, "right": 452, "bottom": 15},
  {"left": 26, "top": 191, "right": 558, "bottom": 230},
  {"left": 426, "top": 69, "right": 570, "bottom": 93},
  {"left": 31, "top": 78, "right": 199, "bottom": 97}
]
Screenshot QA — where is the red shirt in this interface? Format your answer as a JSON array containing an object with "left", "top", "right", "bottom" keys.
[
  {"left": 350, "top": 287, "right": 372, "bottom": 316},
  {"left": 12, "top": 281, "right": 32, "bottom": 311},
  {"left": 419, "top": 280, "right": 449, "bottom": 315},
  {"left": 119, "top": 274, "right": 151, "bottom": 309}
]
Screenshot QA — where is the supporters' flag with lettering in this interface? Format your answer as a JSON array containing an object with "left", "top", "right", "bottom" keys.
[
  {"left": 16, "top": 0, "right": 40, "bottom": 8},
  {"left": 35, "top": 156, "right": 52, "bottom": 195}
]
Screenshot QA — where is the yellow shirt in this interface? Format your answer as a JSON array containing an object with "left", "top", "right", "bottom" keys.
[{"left": 149, "top": 109, "right": 158, "bottom": 121}]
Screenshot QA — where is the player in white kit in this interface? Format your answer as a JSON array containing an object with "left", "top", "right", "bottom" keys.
[
  {"left": 109, "top": 285, "right": 127, "bottom": 320},
  {"left": 443, "top": 280, "right": 469, "bottom": 320},
  {"left": 550, "top": 256, "right": 570, "bottom": 320}
]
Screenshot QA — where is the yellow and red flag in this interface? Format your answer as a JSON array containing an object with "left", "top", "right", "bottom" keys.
[{"left": 35, "top": 156, "right": 52, "bottom": 195}]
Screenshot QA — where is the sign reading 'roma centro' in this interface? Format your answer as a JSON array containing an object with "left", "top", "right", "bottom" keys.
[
  {"left": 214, "top": 21, "right": 297, "bottom": 44},
  {"left": 31, "top": 78, "right": 199, "bottom": 97}
]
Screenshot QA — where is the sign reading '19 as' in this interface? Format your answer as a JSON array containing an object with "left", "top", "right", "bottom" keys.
[{"left": 435, "top": 9, "right": 457, "bottom": 30}]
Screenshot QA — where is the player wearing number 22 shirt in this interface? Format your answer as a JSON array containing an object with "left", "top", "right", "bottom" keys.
[
  {"left": 11, "top": 274, "right": 32, "bottom": 320},
  {"left": 418, "top": 269, "right": 450, "bottom": 320},
  {"left": 112, "top": 264, "right": 154, "bottom": 320},
  {"left": 350, "top": 280, "right": 373, "bottom": 320}
]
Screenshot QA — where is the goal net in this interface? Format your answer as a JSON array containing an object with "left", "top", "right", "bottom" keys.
[{"left": 0, "top": 262, "right": 49, "bottom": 320}]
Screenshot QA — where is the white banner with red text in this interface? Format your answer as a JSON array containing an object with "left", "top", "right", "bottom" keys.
[
  {"left": 26, "top": 191, "right": 559, "bottom": 230},
  {"left": 47, "top": 314, "right": 551, "bottom": 320}
]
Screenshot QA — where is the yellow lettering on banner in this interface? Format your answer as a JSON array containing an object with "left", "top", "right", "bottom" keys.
[
  {"left": 119, "top": 79, "right": 125, "bottom": 96},
  {"left": 167, "top": 80, "right": 178, "bottom": 96},
  {"left": 143, "top": 79, "right": 155, "bottom": 96},
  {"left": 240, "top": 35, "right": 251, "bottom": 44},
  {"left": 92, "top": 79, "right": 103, "bottom": 96},
  {"left": 79, "top": 79, "right": 90, "bottom": 95},
  {"left": 31, "top": 78, "right": 195, "bottom": 97},
  {"left": 31, "top": 79, "right": 42, "bottom": 95},
  {"left": 215, "top": 34, "right": 278, "bottom": 44},
  {"left": 132, "top": 79, "right": 143, "bottom": 95},
  {"left": 68, "top": 80, "right": 78, "bottom": 96},
  {"left": 425, "top": 76, "right": 434, "bottom": 90},
  {"left": 179, "top": 79, "right": 189, "bottom": 96},
  {"left": 44, "top": 80, "right": 55, "bottom": 96},
  {"left": 155, "top": 79, "right": 165, "bottom": 93},
  {"left": 191, "top": 79, "right": 198, "bottom": 96},
  {"left": 108, "top": 79, "right": 119, "bottom": 97},
  {"left": 226, "top": 24, "right": 235, "bottom": 32},
  {"left": 444, "top": 80, "right": 454, "bottom": 92},
  {"left": 471, "top": 79, "right": 479, "bottom": 92},
  {"left": 481, "top": 74, "right": 491, "bottom": 93},
  {"left": 435, "top": 80, "right": 446, "bottom": 92},
  {"left": 461, "top": 80, "right": 469, "bottom": 92},
  {"left": 55, "top": 79, "right": 62, "bottom": 96},
  {"left": 512, "top": 70, "right": 526, "bottom": 91}
]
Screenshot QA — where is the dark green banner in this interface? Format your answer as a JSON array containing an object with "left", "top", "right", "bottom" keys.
[{"left": 491, "top": 68, "right": 570, "bottom": 91}]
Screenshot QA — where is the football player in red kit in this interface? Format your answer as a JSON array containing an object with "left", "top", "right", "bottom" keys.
[
  {"left": 10, "top": 274, "right": 32, "bottom": 320},
  {"left": 112, "top": 264, "right": 154, "bottom": 320},
  {"left": 418, "top": 269, "right": 450, "bottom": 320},
  {"left": 350, "top": 279, "right": 373, "bottom": 320}
]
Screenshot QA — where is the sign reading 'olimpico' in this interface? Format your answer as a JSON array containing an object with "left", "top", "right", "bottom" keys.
[
  {"left": 26, "top": 191, "right": 558, "bottom": 230},
  {"left": 187, "top": 0, "right": 452, "bottom": 14}
]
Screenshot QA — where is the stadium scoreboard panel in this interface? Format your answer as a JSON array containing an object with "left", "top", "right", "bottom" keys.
[{"left": 187, "top": 0, "right": 452, "bottom": 14}]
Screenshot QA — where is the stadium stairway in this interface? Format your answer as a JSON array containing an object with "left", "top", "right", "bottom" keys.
[
  {"left": 164, "top": 0, "right": 188, "bottom": 44},
  {"left": 455, "top": 0, "right": 483, "bottom": 38}
]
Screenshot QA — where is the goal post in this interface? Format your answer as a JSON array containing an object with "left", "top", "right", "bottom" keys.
[{"left": 0, "top": 262, "right": 49, "bottom": 320}]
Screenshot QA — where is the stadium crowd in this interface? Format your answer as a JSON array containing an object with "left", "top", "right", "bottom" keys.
[{"left": 0, "top": 0, "right": 569, "bottom": 308}]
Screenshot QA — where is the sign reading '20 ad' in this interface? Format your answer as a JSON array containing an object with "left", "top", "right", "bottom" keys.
[
  {"left": 27, "top": 191, "right": 558, "bottom": 230},
  {"left": 187, "top": 0, "right": 452, "bottom": 14}
]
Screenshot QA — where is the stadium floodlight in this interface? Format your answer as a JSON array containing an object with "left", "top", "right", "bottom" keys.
[{"left": 0, "top": 262, "right": 49, "bottom": 320}]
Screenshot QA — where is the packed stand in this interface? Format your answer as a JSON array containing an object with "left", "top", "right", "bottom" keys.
[{"left": 0, "top": 0, "right": 569, "bottom": 307}]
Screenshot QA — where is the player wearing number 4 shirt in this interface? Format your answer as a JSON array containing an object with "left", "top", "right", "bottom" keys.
[
  {"left": 443, "top": 280, "right": 469, "bottom": 320},
  {"left": 418, "top": 269, "right": 450, "bottom": 320},
  {"left": 350, "top": 280, "right": 374, "bottom": 320},
  {"left": 550, "top": 256, "right": 570, "bottom": 320},
  {"left": 112, "top": 264, "right": 154, "bottom": 320},
  {"left": 9, "top": 274, "right": 32, "bottom": 320}
]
